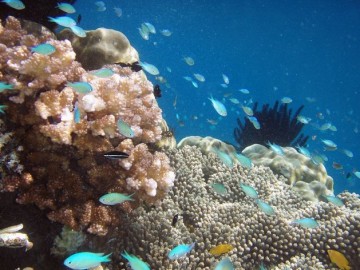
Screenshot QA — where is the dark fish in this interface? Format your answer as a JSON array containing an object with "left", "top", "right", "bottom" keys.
[
  {"left": 153, "top": 85, "right": 162, "bottom": 98},
  {"left": 172, "top": 214, "right": 179, "bottom": 227},
  {"left": 77, "top": 14, "right": 82, "bottom": 24},
  {"left": 346, "top": 172, "right": 352, "bottom": 180},
  {"left": 116, "top": 62, "right": 142, "bottom": 72},
  {"left": 104, "top": 151, "right": 129, "bottom": 160}
]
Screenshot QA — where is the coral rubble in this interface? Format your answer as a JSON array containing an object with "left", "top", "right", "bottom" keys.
[
  {"left": 0, "top": 16, "right": 174, "bottom": 235},
  {"left": 106, "top": 145, "right": 359, "bottom": 269}
]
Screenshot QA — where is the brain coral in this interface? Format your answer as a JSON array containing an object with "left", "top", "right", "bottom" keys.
[
  {"left": 100, "top": 145, "right": 359, "bottom": 269},
  {"left": 0, "top": 16, "right": 174, "bottom": 235},
  {"left": 242, "top": 144, "right": 334, "bottom": 202}
]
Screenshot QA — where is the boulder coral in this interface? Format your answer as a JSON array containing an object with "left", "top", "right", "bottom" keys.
[
  {"left": 0, "top": 16, "right": 174, "bottom": 235},
  {"left": 103, "top": 145, "right": 359, "bottom": 269}
]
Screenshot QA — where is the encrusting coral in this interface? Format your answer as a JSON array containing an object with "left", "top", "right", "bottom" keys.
[
  {"left": 242, "top": 144, "right": 334, "bottom": 202},
  {"left": 100, "top": 145, "right": 359, "bottom": 269},
  {"left": 0, "top": 16, "right": 174, "bottom": 235}
]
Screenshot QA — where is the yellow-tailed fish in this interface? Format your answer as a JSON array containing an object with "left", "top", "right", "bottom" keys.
[
  {"left": 209, "top": 96, "right": 227, "bottom": 117},
  {"left": 239, "top": 183, "right": 258, "bottom": 199},
  {"left": 327, "top": 250, "right": 351, "bottom": 270},
  {"left": 209, "top": 244, "right": 233, "bottom": 256},
  {"left": 31, "top": 43, "right": 56, "bottom": 55},
  {"left": 1, "top": 0, "right": 25, "bottom": 10},
  {"left": 99, "top": 193, "right": 134, "bottom": 205},
  {"left": 117, "top": 119, "right": 134, "bottom": 138},
  {"left": 57, "top": 2, "right": 76, "bottom": 13}
]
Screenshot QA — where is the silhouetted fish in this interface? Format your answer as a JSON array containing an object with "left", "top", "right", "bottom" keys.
[
  {"left": 103, "top": 151, "right": 129, "bottom": 160},
  {"left": 153, "top": 85, "right": 162, "bottom": 98}
]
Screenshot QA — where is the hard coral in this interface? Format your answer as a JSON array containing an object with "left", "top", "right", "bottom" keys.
[
  {"left": 234, "top": 101, "right": 309, "bottom": 150},
  {"left": 0, "top": 16, "right": 173, "bottom": 235},
  {"left": 102, "top": 145, "right": 359, "bottom": 269}
]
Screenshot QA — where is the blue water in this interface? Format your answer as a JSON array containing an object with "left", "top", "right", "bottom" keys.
[{"left": 73, "top": 0, "right": 360, "bottom": 195}]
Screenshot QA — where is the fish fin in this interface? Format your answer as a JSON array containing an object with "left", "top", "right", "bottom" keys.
[{"left": 102, "top": 253, "right": 112, "bottom": 262}]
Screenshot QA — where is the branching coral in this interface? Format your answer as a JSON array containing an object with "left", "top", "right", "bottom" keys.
[
  {"left": 0, "top": 16, "right": 174, "bottom": 235},
  {"left": 234, "top": 101, "right": 309, "bottom": 150},
  {"left": 98, "top": 145, "right": 359, "bottom": 269}
]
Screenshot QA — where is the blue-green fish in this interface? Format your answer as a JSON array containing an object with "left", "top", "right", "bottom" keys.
[
  {"left": 168, "top": 243, "right": 195, "bottom": 260},
  {"left": 57, "top": 2, "right": 76, "bottom": 13},
  {"left": 0, "top": 105, "right": 7, "bottom": 114},
  {"left": 117, "top": 119, "right": 134, "bottom": 138},
  {"left": 210, "top": 183, "right": 227, "bottom": 195},
  {"left": 296, "top": 145, "right": 311, "bottom": 158},
  {"left": 267, "top": 142, "right": 284, "bottom": 155},
  {"left": 70, "top": 25, "right": 86, "bottom": 38},
  {"left": 139, "top": 61, "right": 159, "bottom": 76},
  {"left": 247, "top": 116, "right": 260, "bottom": 129},
  {"left": 321, "top": 139, "right": 337, "bottom": 149},
  {"left": 323, "top": 195, "right": 344, "bottom": 207},
  {"left": 209, "top": 96, "right": 227, "bottom": 117},
  {"left": 31, "top": 43, "right": 56, "bottom": 55},
  {"left": 73, "top": 102, "right": 80, "bottom": 123},
  {"left": 256, "top": 199, "right": 275, "bottom": 216},
  {"left": 1, "top": 0, "right": 25, "bottom": 10},
  {"left": 64, "top": 252, "right": 111, "bottom": 269},
  {"left": 48, "top": 16, "right": 76, "bottom": 28},
  {"left": 0, "top": 82, "right": 14, "bottom": 92},
  {"left": 122, "top": 251, "right": 150, "bottom": 270},
  {"left": 214, "top": 257, "right": 234, "bottom": 270},
  {"left": 235, "top": 153, "right": 252, "bottom": 168},
  {"left": 290, "top": 218, "right": 319, "bottom": 229},
  {"left": 239, "top": 183, "right": 258, "bottom": 199},
  {"left": 66, "top": 82, "right": 93, "bottom": 94},
  {"left": 91, "top": 68, "right": 115, "bottom": 78},
  {"left": 214, "top": 150, "right": 233, "bottom": 168},
  {"left": 99, "top": 193, "right": 134, "bottom": 205}
]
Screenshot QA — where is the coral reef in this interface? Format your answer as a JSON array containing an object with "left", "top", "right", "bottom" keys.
[
  {"left": 234, "top": 101, "right": 309, "bottom": 150},
  {"left": 242, "top": 144, "right": 334, "bottom": 202},
  {"left": 100, "top": 145, "right": 359, "bottom": 269},
  {"left": 57, "top": 27, "right": 140, "bottom": 70},
  {"left": 0, "top": 16, "right": 174, "bottom": 235}
]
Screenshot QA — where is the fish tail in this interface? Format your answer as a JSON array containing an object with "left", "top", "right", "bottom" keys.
[{"left": 102, "top": 253, "right": 112, "bottom": 262}]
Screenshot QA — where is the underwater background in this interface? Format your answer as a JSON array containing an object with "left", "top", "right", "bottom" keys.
[{"left": 75, "top": 0, "right": 360, "bottom": 195}]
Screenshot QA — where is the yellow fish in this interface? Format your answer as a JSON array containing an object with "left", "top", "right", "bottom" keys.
[
  {"left": 209, "top": 244, "right": 233, "bottom": 256},
  {"left": 327, "top": 250, "right": 351, "bottom": 270}
]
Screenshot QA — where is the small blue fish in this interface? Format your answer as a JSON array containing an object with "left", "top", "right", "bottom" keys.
[
  {"left": 0, "top": 82, "right": 14, "bottom": 92},
  {"left": 91, "top": 68, "right": 115, "bottom": 78},
  {"left": 64, "top": 252, "right": 111, "bottom": 270},
  {"left": 247, "top": 116, "right": 260, "bottom": 129},
  {"left": 168, "top": 243, "right": 195, "bottom": 260},
  {"left": 57, "top": 2, "right": 76, "bottom": 13},
  {"left": 239, "top": 88, "right": 250, "bottom": 94},
  {"left": 290, "top": 218, "right": 319, "bottom": 229},
  {"left": 210, "top": 183, "right": 227, "bottom": 195},
  {"left": 73, "top": 102, "right": 80, "bottom": 123},
  {"left": 214, "top": 257, "right": 234, "bottom": 270},
  {"left": 296, "top": 145, "right": 311, "bottom": 158},
  {"left": 239, "top": 183, "right": 258, "bottom": 199},
  {"left": 66, "top": 82, "right": 93, "bottom": 94},
  {"left": 70, "top": 25, "right": 86, "bottom": 38},
  {"left": 48, "top": 16, "right": 77, "bottom": 28},
  {"left": 323, "top": 195, "right": 344, "bottom": 207},
  {"left": 1, "top": 0, "right": 25, "bottom": 10},
  {"left": 117, "top": 119, "right": 134, "bottom": 138},
  {"left": 321, "top": 139, "right": 337, "bottom": 149},
  {"left": 267, "top": 142, "right": 284, "bottom": 155},
  {"left": 256, "top": 199, "right": 275, "bottom": 216},
  {"left": 122, "top": 251, "right": 150, "bottom": 270},
  {"left": 99, "top": 193, "right": 134, "bottom": 205},
  {"left": 235, "top": 153, "right": 252, "bottom": 168},
  {"left": 0, "top": 105, "right": 7, "bottom": 114},
  {"left": 31, "top": 43, "right": 56, "bottom": 55},
  {"left": 209, "top": 96, "right": 227, "bottom": 117},
  {"left": 214, "top": 150, "right": 233, "bottom": 168}
]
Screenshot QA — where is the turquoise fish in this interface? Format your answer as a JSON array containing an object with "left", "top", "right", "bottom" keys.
[
  {"left": 214, "top": 257, "right": 234, "bottom": 270},
  {"left": 73, "top": 102, "right": 80, "bottom": 123},
  {"left": 239, "top": 183, "right": 258, "bottom": 199},
  {"left": 290, "top": 218, "right": 319, "bottom": 229},
  {"left": 323, "top": 195, "right": 344, "bottom": 207},
  {"left": 0, "top": 82, "right": 14, "bottom": 92},
  {"left": 267, "top": 142, "right": 284, "bottom": 155},
  {"left": 256, "top": 199, "right": 275, "bottom": 216},
  {"left": 57, "top": 2, "right": 76, "bottom": 13},
  {"left": 247, "top": 116, "right": 260, "bottom": 129},
  {"left": 235, "top": 153, "right": 252, "bottom": 168},
  {"left": 210, "top": 183, "right": 227, "bottom": 195},
  {"left": 66, "top": 82, "right": 93, "bottom": 94},
  {"left": 0, "top": 105, "right": 7, "bottom": 114},
  {"left": 64, "top": 252, "right": 111, "bottom": 270},
  {"left": 70, "top": 25, "right": 86, "bottom": 38},
  {"left": 168, "top": 243, "right": 195, "bottom": 260},
  {"left": 296, "top": 145, "right": 311, "bottom": 158},
  {"left": 122, "top": 251, "right": 150, "bottom": 270},
  {"left": 99, "top": 193, "right": 134, "bottom": 206},
  {"left": 139, "top": 62, "right": 159, "bottom": 76},
  {"left": 48, "top": 16, "right": 76, "bottom": 28},
  {"left": 209, "top": 96, "right": 227, "bottom": 117},
  {"left": 1, "top": 0, "right": 25, "bottom": 10},
  {"left": 91, "top": 68, "right": 115, "bottom": 78},
  {"left": 31, "top": 43, "right": 56, "bottom": 55},
  {"left": 214, "top": 150, "right": 233, "bottom": 168},
  {"left": 117, "top": 119, "right": 134, "bottom": 138}
]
